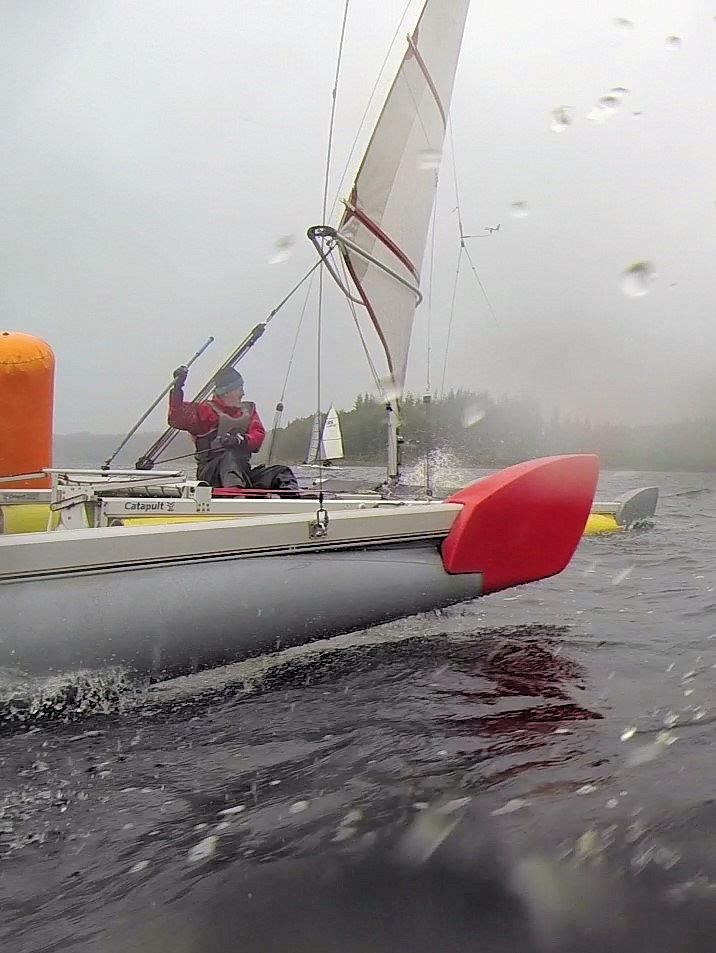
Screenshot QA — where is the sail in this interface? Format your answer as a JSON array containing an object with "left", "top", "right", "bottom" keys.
[
  {"left": 337, "top": 0, "right": 470, "bottom": 399},
  {"left": 320, "top": 405, "right": 344, "bottom": 460},
  {"left": 305, "top": 414, "right": 321, "bottom": 464}
]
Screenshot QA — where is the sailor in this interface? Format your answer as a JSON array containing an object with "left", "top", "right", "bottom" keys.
[{"left": 168, "top": 365, "right": 265, "bottom": 488}]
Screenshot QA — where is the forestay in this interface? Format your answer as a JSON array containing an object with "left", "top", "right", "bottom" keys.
[{"left": 337, "top": 0, "right": 470, "bottom": 398}]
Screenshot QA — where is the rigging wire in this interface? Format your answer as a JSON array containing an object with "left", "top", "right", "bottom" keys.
[
  {"left": 439, "top": 118, "right": 500, "bottom": 402},
  {"left": 315, "top": 0, "right": 350, "bottom": 519},
  {"left": 265, "top": 274, "right": 316, "bottom": 465},
  {"left": 337, "top": 254, "right": 385, "bottom": 398},
  {"left": 440, "top": 243, "right": 463, "bottom": 397}
]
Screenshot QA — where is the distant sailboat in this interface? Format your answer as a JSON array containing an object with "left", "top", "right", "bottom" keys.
[{"left": 304, "top": 404, "right": 345, "bottom": 468}]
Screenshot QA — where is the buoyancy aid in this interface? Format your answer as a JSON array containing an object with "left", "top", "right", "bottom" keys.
[{"left": 194, "top": 400, "right": 255, "bottom": 487}]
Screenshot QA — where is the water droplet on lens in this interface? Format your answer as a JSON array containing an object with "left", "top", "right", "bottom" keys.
[
  {"left": 510, "top": 201, "right": 530, "bottom": 219},
  {"left": 666, "top": 34, "right": 682, "bottom": 48},
  {"left": 462, "top": 404, "right": 487, "bottom": 428},
  {"left": 550, "top": 106, "right": 571, "bottom": 133},
  {"left": 418, "top": 148, "right": 442, "bottom": 170},
  {"left": 491, "top": 798, "right": 529, "bottom": 815},
  {"left": 269, "top": 235, "right": 296, "bottom": 265},
  {"left": 620, "top": 260, "right": 655, "bottom": 297},
  {"left": 598, "top": 95, "right": 621, "bottom": 113}
]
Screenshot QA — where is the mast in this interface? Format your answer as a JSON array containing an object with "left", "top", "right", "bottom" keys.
[{"left": 308, "top": 0, "right": 471, "bottom": 483}]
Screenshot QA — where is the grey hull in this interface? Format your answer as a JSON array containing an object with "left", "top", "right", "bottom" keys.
[{"left": 2, "top": 543, "right": 483, "bottom": 678}]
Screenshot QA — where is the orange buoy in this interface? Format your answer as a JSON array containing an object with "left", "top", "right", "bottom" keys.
[{"left": 0, "top": 332, "right": 55, "bottom": 488}]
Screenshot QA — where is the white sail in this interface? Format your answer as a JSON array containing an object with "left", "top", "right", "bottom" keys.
[
  {"left": 305, "top": 413, "right": 321, "bottom": 464},
  {"left": 319, "top": 404, "right": 344, "bottom": 461},
  {"left": 337, "top": 0, "right": 470, "bottom": 399}
]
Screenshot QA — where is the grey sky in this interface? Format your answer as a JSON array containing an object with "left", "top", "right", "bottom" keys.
[{"left": 2, "top": 0, "right": 715, "bottom": 434}]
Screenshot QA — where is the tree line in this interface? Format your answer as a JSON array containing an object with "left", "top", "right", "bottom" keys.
[{"left": 267, "top": 389, "right": 716, "bottom": 471}]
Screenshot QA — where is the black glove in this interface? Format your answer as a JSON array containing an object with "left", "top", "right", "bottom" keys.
[
  {"left": 172, "top": 365, "right": 189, "bottom": 388},
  {"left": 220, "top": 432, "right": 244, "bottom": 448}
]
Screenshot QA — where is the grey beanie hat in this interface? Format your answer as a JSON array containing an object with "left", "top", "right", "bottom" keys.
[{"left": 214, "top": 367, "right": 244, "bottom": 395}]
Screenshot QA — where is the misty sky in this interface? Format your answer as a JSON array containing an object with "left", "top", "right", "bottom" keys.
[{"left": 2, "top": 0, "right": 716, "bottom": 435}]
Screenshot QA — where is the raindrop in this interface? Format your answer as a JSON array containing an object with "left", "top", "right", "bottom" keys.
[
  {"left": 693, "top": 707, "right": 707, "bottom": 721},
  {"left": 510, "top": 201, "right": 530, "bottom": 219},
  {"left": 289, "top": 800, "right": 309, "bottom": 814},
  {"left": 577, "top": 784, "right": 597, "bottom": 795},
  {"left": 218, "top": 804, "right": 246, "bottom": 816},
  {"left": 491, "top": 798, "right": 530, "bottom": 815},
  {"left": 187, "top": 834, "right": 218, "bottom": 863},
  {"left": 656, "top": 730, "right": 677, "bottom": 746},
  {"left": 269, "top": 235, "right": 296, "bottom": 265},
  {"left": 418, "top": 148, "right": 442, "bottom": 170},
  {"left": 666, "top": 662, "right": 675, "bottom": 672},
  {"left": 587, "top": 106, "right": 610, "bottom": 124},
  {"left": 663, "top": 711, "right": 679, "bottom": 727},
  {"left": 606, "top": 798, "right": 620, "bottom": 809},
  {"left": 621, "top": 726, "right": 637, "bottom": 741},
  {"left": 619, "top": 260, "right": 655, "bottom": 298},
  {"left": 665, "top": 34, "right": 682, "bottom": 48},
  {"left": 129, "top": 860, "right": 150, "bottom": 873},
  {"left": 614, "top": 17, "right": 634, "bottom": 30},
  {"left": 550, "top": 106, "right": 571, "bottom": 133}
]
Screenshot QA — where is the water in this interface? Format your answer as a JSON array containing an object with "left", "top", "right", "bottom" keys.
[{"left": 3, "top": 469, "right": 716, "bottom": 951}]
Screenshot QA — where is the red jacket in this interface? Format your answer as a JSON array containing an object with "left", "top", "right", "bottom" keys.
[{"left": 168, "top": 390, "right": 266, "bottom": 453}]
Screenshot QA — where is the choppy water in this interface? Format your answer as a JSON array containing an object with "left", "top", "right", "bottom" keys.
[{"left": 3, "top": 468, "right": 716, "bottom": 952}]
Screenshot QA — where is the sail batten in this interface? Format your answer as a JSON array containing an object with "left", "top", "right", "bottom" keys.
[{"left": 336, "top": 0, "right": 471, "bottom": 399}]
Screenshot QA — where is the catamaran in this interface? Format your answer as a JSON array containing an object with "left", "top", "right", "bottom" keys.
[{"left": 0, "top": 0, "right": 606, "bottom": 680}]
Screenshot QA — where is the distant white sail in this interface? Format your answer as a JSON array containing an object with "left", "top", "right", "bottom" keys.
[
  {"left": 305, "top": 405, "right": 344, "bottom": 463},
  {"left": 320, "top": 405, "right": 344, "bottom": 460},
  {"left": 305, "top": 414, "right": 321, "bottom": 464},
  {"left": 337, "top": 0, "right": 470, "bottom": 399}
]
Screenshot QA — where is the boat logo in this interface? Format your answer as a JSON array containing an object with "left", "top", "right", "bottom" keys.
[{"left": 122, "top": 500, "right": 176, "bottom": 512}]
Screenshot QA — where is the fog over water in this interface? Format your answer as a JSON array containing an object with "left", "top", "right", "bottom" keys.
[{"left": 2, "top": 1, "right": 715, "bottom": 435}]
